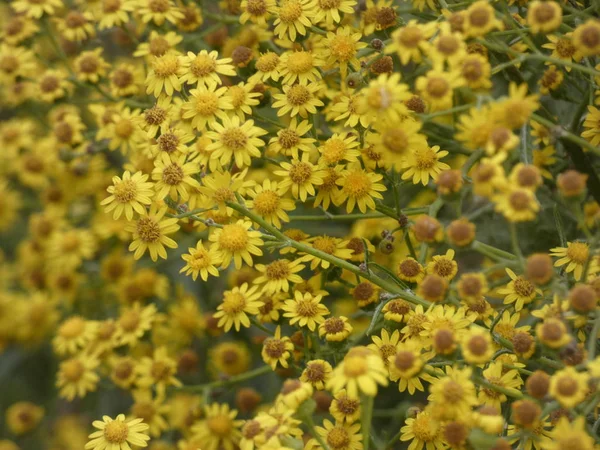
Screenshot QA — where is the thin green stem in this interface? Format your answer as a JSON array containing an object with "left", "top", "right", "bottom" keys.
[
  {"left": 471, "top": 241, "right": 518, "bottom": 261},
  {"left": 227, "top": 201, "right": 430, "bottom": 307},
  {"left": 588, "top": 310, "right": 600, "bottom": 361},
  {"left": 361, "top": 394, "right": 375, "bottom": 450},
  {"left": 178, "top": 365, "right": 271, "bottom": 392}
]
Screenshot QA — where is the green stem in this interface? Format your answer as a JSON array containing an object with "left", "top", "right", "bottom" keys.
[
  {"left": 588, "top": 310, "right": 600, "bottom": 361},
  {"left": 303, "top": 414, "right": 330, "bottom": 450},
  {"left": 178, "top": 365, "right": 271, "bottom": 392},
  {"left": 531, "top": 113, "right": 600, "bottom": 158},
  {"left": 471, "top": 241, "right": 518, "bottom": 261},
  {"left": 361, "top": 394, "right": 375, "bottom": 450},
  {"left": 472, "top": 375, "right": 524, "bottom": 399},
  {"left": 509, "top": 223, "right": 524, "bottom": 264},
  {"left": 227, "top": 202, "right": 430, "bottom": 307},
  {"left": 289, "top": 212, "right": 386, "bottom": 221}
]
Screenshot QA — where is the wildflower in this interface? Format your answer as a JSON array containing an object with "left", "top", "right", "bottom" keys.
[
  {"left": 582, "top": 105, "right": 600, "bottom": 146},
  {"left": 273, "top": 0, "right": 315, "bottom": 41},
  {"left": 268, "top": 118, "right": 315, "bottom": 158},
  {"left": 330, "top": 390, "right": 360, "bottom": 423},
  {"left": 56, "top": 354, "right": 100, "bottom": 401},
  {"left": 300, "top": 235, "right": 354, "bottom": 270},
  {"left": 53, "top": 316, "right": 97, "bottom": 356},
  {"left": 262, "top": 326, "right": 294, "bottom": 369},
  {"left": 191, "top": 403, "right": 243, "bottom": 450},
  {"left": 327, "top": 347, "right": 389, "bottom": 397},
  {"left": 401, "top": 145, "right": 450, "bottom": 186},
  {"left": 254, "top": 259, "right": 305, "bottom": 293},
  {"left": 318, "top": 316, "right": 353, "bottom": 342},
  {"left": 400, "top": 410, "right": 445, "bottom": 450},
  {"left": 311, "top": 420, "right": 362, "bottom": 450},
  {"left": 301, "top": 359, "right": 333, "bottom": 390},
  {"left": 215, "top": 283, "right": 263, "bottom": 332},
  {"left": 5, "top": 402, "right": 44, "bottom": 435},
  {"left": 180, "top": 240, "right": 221, "bottom": 281},
  {"left": 573, "top": 19, "right": 600, "bottom": 57},
  {"left": 209, "top": 220, "right": 264, "bottom": 269},
  {"left": 527, "top": 1, "right": 562, "bottom": 34},
  {"left": 205, "top": 116, "right": 267, "bottom": 168},
  {"left": 494, "top": 187, "right": 540, "bottom": 222},
  {"left": 282, "top": 290, "right": 329, "bottom": 331},
  {"left": 543, "top": 416, "right": 595, "bottom": 450},
  {"left": 386, "top": 20, "right": 436, "bottom": 65},
  {"left": 115, "top": 303, "right": 157, "bottom": 346},
  {"left": 181, "top": 86, "right": 233, "bottom": 130},
  {"left": 274, "top": 154, "right": 327, "bottom": 202},
  {"left": 360, "top": 73, "right": 411, "bottom": 122},
  {"left": 272, "top": 82, "right": 324, "bottom": 118},
  {"left": 321, "top": 26, "right": 367, "bottom": 79},
  {"left": 549, "top": 367, "right": 589, "bottom": 408},
  {"left": 85, "top": 414, "right": 150, "bottom": 450},
  {"left": 137, "top": 347, "right": 182, "bottom": 395},
  {"left": 152, "top": 153, "right": 201, "bottom": 200},
  {"left": 138, "top": 0, "right": 183, "bottom": 25},
  {"left": 126, "top": 205, "right": 180, "bottom": 261},
  {"left": 550, "top": 242, "right": 589, "bottom": 281},
  {"left": 478, "top": 361, "right": 523, "bottom": 411}
]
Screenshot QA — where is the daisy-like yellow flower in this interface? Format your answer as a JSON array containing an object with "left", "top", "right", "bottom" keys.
[
  {"left": 426, "top": 249, "right": 458, "bottom": 281},
  {"left": 336, "top": 164, "right": 386, "bottom": 213},
  {"left": 100, "top": 171, "right": 154, "bottom": 220},
  {"left": 321, "top": 26, "right": 366, "bottom": 79},
  {"left": 366, "top": 119, "right": 428, "bottom": 170},
  {"left": 272, "top": 82, "right": 324, "bottom": 118},
  {"left": 415, "top": 68, "right": 464, "bottom": 112},
  {"left": 463, "top": 0, "right": 503, "bottom": 38},
  {"left": 180, "top": 240, "right": 222, "bottom": 281},
  {"left": 85, "top": 414, "right": 150, "bottom": 450},
  {"left": 126, "top": 205, "right": 180, "bottom": 262},
  {"left": 56, "top": 354, "right": 100, "bottom": 401},
  {"left": 279, "top": 50, "right": 322, "bottom": 85},
  {"left": 246, "top": 179, "right": 296, "bottom": 228},
  {"left": 274, "top": 153, "right": 327, "bottom": 202},
  {"left": 318, "top": 133, "right": 360, "bottom": 166},
  {"left": 38, "top": 69, "right": 72, "bottom": 103},
  {"left": 401, "top": 145, "right": 450, "bottom": 186},
  {"left": 254, "top": 259, "right": 305, "bottom": 293},
  {"left": 428, "top": 366, "right": 478, "bottom": 422},
  {"left": 550, "top": 241, "right": 590, "bottom": 281},
  {"left": 145, "top": 53, "right": 184, "bottom": 97},
  {"left": 250, "top": 51, "right": 282, "bottom": 83},
  {"left": 138, "top": 0, "right": 183, "bottom": 25},
  {"left": 527, "top": 0, "right": 562, "bottom": 34},
  {"left": 74, "top": 49, "right": 110, "bottom": 84},
  {"left": 549, "top": 367, "right": 589, "bottom": 409},
  {"left": 329, "top": 389, "right": 361, "bottom": 423},
  {"left": 227, "top": 82, "right": 261, "bottom": 119},
  {"left": 205, "top": 116, "right": 267, "bottom": 168},
  {"left": 478, "top": 361, "right": 523, "bottom": 410},
  {"left": 215, "top": 283, "right": 263, "bottom": 332},
  {"left": 329, "top": 92, "right": 372, "bottom": 129},
  {"left": 151, "top": 153, "right": 201, "bottom": 201},
  {"left": 137, "top": 346, "right": 182, "bottom": 395},
  {"left": 240, "top": 0, "right": 276, "bottom": 24},
  {"left": 282, "top": 290, "right": 329, "bottom": 331},
  {"left": 192, "top": 403, "right": 243, "bottom": 450},
  {"left": 11, "top": 0, "right": 63, "bottom": 18},
  {"left": 542, "top": 416, "right": 595, "bottom": 450},
  {"left": 541, "top": 34, "right": 583, "bottom": 72},
  {"left": 327, "top": 347, "right": 389, "bottom": 398},
  {"left": 181, "top": 86, "right": 233, "bottom": 130},
  {"left": 461, "top": 327, "right": 494, "bottom": 364},
  {"left": 300, "top": 359, "right": 333, "bottom": 390},
  {"left": 582, "top": 105, "right": 600, "bottom": 147},
  {"left": 386, "top": 20, "right": 437, "bottom": 65},
  {"left": 180, "top": 50, "right": 236, "bottom": 88},
  {"left": 310, "top": 420, "right": 362, "bottom": 450},
  {"left": 55, "top": 11, "right": 95, "bottom": 42},
  {"left": 493, "top": 187, "right": 540, "bottom": 222},
  {"left": 209, "top": 220, "right": 264, "bottom": 269},
  {"left": 268, "top": 118, "right": 315, "bottom": 158},
  {"left": 360, "top": 73, "right": 411, "bottom": 122},
  {"left": 262, "top": 325, "right": 295, "bottom": 369},
  {"left": 318, "top": 316, "right": 353, "bottom": 342},
  {"left": 400, "top": 410, "right": 445, "bottom": 450},
  {"left": 497, "top": 268, "right": 541, "bottom": 311},
  {"left": 492, "top": 83, "right": 540, "bottom": 130},
  {"left": 133, "top": 30, "right": 182, "bottom": 59},
  {"left": 52, "top": 316, "right": 98, "bottom": 356},
  {"left": 273, "top": 0, "right": 315, "bottom": 41}
]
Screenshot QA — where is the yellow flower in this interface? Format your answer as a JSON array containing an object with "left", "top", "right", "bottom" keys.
[
  {"left": 52, "top": 316, "right": 98, "bottom": 356},
  {"left": 146, "top": 53, "right": 185, "bottom": 97},
  {"left": 247, "top": 179, "right": 296, "bottom": 228},
  {"left": 137, "top": 346, "right": 182, "bottom": 395},
  {"left": 542, "top": 34, "right": 583, "bottom": 71},
  {"left": 254, "top": 259, "right": 305, "bottom": 293},
  {"left": 321, "top": 26, "right": 366, "bottom": 79},
  {"left": 191, "top": 403, "right": 243, "bottom": 450},
  {"left": 210, "top": 341, "right": 251, "bottom": 376},
  {"left": 180, "top": 50, "right": 236, "bottom": 88},
  {"left": 497, "top": 268, "right": 542, "bottom": 311},
  {"left": 74, "top": 49, "right": 110, "bottom": 83},
  {"left": 542, "top": 416, "right": 595, "bottom": 450},
  {"left": 180, "top": 240, "right": 221, "bottom": 281},
  {"left": 327, "top": 347, "right": 389, "bottom": 397},
  {"left": 209, "top": 220, "right": 264, "bottom": 269},
  {"left": 582, "top": 105, "right": 600, "bottom": 147},
  {"left": 463, "top": 0, "right": 503, "bottom": 37},
  {"left": 478, "top": 361, "right": 523, "bottom": 410},
  {"left": 300, "top": 359, "right": 333, "bottom": 390},
  {"left": 274, "top": 153, "right": 327, "bottom": 202},
  {"left": 5, "top": 402, "right": 44, "bottom": 435},
  {"left": 527, "top": 1, "right": 562, "bottom": 34},
  {"left": 400, "top": 410, "right": 445, "bottom": 450},
  {"left": 262, "top": 325, "right": 295, "bottom": 369},
  {"left": 138, "top": 0, "right": 184, "bottom": 25},
  {"left": 11, "top": 0, "right": 63, "bottom": 18},
  {"left": 318, "top": 316, "right": 353, "bottom": 342},
  {"left": 133, "top": 30, "right": 182, "bottom": 59},
  {"left": 386, "top": 20, "right": 436, "bottom": 65},
  {"left": 214, "top": 283, "right": 263, "bottom": 332},
  {"left": 126, "top": 205, "right": 180, "bottom": 261},
  {"left": 272, "top": 82, "right": 324, "bottom": 118},
  {"left": 311, "top": 420, "right": 362, "bottom": 450},
  {"left": 273, "top": 0, "right": 315, "bottom": 41},
  {"left": 240, "top": 0, "right": 276, "bottom": 25},
  {"left": 493, "top": 187, "right": 540, "bottom": 222},
  {"left": 151, "top": 153, "right": 201, "bottom": 201},
  {"left": 300, "top": 235, "right": 354, "bottom": 270},
  {"left": 336, "top": 163, "right": 386, "bottom": 213},
  {"left": 115, "top": 303, "right": 157, "bottom": 346},
  {"left": 181, "top": 86, "right": 233, "bottom": 130},
  {"left": 55, "top": 11, "right": 95, "bottom": 42},
  {"left": 426, "top": 249, "right": 458, "bottom": 281},
  {"left": 401, "top": 145, "right": 450, "bottom": 186},
  {"left": 573, "top": 19, "right": 600, "bottom": 57},
  {"left": 205, "top": 115, "right": 267, "bottom": 168},
  {"left": 388, "top": 342, "right": 436, "bottom": 395},
  {"left": 129, "top": 390, "right": 170, "bottom": 438},
  {"left": 279, "top": 50, "right": 323, "bottom": 85},
  {"left": 268, "top": 118, "right": 315, "bottom": 158},
  {"left": 101, "top": 171, "right": 154, "bottom": 220},
  {"left": 56, "top": 354, "right": 100, "bottom": 401},
  {"left": 549, "top": 367, "right": 589, "bottom": 409},
  {"left": 86, "top": 414, "right": 150, "bottom": 450},
  {"left": 461, "top": 327, "right": 494, "bottom": 364},
  {"left": 282, "top": 290, "right": 329, "bottom": 331},
  {"left": 360, "top": 73, "right": 411, "bottom": 122},
  {"left": 415, "top": 68, "right": 464, "bottom": 112},
  {"left": 428, "top": 366, "right": 478, "bottom": 422},
  {"left": 329, "top": 390, "right": 361, "bottom": 423},
  {"left": 550, "top": 242, "right": 589, "bottom": 281}
]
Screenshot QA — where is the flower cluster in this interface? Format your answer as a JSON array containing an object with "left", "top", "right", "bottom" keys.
[{"left": 1, "top": 0, "right": 600, "bottom": 449}]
